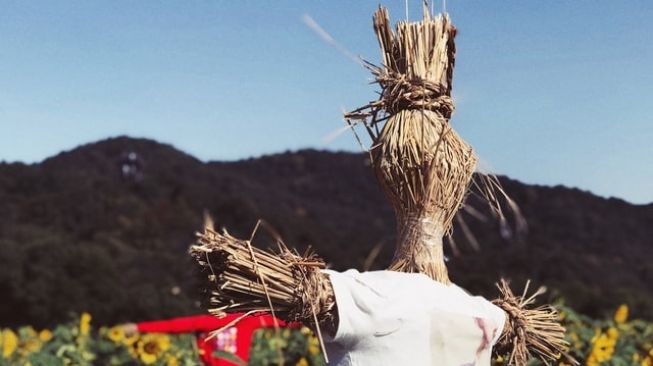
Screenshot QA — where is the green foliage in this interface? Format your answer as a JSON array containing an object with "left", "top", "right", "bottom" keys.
[
  {"left": 248, "top": 327, "right": 325, "bottom": 366},
  {"left": 0, "top": 313, "right": 325, "bottom": 366},
  {"left": 1, "top": 137, "right": 653, "bottom": 327},
  {"left": 556, "top": 303, "right": 653, "bottom": 366},
  {"left": 1, "top": 314, "right": 96, "bottom": 366},
  {"left": 1, "top": 313, "right": 200, "bottom": 366},
  {"left": 492, "top": 304, "right": 653, "bottom": 366},
  {"left": 212, "top": 350, "right": 245, "bottom": 365},
  {"left": 3, "top": 306, "right": 653, "bottom": 366}
]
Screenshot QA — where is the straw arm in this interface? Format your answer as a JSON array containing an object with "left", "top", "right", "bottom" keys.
[
  {"left": 189, "top": 228, "right": 338, "bottom": 330},
  {"left": 492, "top": 279, "right": 577, "bottom": 366}
]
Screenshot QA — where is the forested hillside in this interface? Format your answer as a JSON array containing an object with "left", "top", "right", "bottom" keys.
[{"left": 1, "top": 136, "right": 651, "bottom": 327}]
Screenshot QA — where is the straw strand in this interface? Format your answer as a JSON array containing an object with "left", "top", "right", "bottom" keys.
[{"left": 492, "top": 279, "right": 576, "bottom": 366}]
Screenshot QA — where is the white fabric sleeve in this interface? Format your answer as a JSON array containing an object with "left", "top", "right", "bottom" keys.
[
  {"left": 478, "top": 297, "right": 506, "bottom": 346},
  {"left": 323, "top": 269, "right": 381, "bottom": 346},
  {"left": 450, "top": 284, "right": 506, "bottom": 346}
]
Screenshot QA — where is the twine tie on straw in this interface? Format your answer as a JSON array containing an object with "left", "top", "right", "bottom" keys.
[
  {"left": 491, "top": 280, "right": 574, "bottom": 366},
  {"left": 400, "top": 215, "right": 444, "bottom": 248},
  {"left": 377, "top": 72, "right": 455, "bottom": 118},
  {"left": 282, "top": 253, "right": 336, "bottom": 326},
  {"left": 390, "top": 212, "right": 450, "bottom": 283}
]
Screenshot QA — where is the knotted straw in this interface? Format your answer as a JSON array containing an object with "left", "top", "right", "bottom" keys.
[
  {"left": 346, "top": 6, "right": 475, "bottom": 284},
  {"left": 492, "top": 280, "right": 576, "bottom": 366},
  {"left": 189, "top": 222, "right": 335, "bottom": 361},
  {"left": 344, "top": 5, "right": 569, "bottom": 365}
]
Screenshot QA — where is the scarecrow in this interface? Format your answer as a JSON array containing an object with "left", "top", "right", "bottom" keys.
[{"left": 191, "top": 5, "right": 571, "bottom": 366}]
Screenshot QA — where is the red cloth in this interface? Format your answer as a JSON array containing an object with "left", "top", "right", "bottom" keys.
[{"left": 136, "top": 314, "right": 286, "bottom": 366}]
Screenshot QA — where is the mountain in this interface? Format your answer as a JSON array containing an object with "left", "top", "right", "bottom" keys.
[{"left": 0, "top": 136, "right": 651, "bottom": 327}]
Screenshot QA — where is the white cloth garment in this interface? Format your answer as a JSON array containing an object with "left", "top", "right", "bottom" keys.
[{"left": 323, "top": 269, "right": 505, "bottom": 366}]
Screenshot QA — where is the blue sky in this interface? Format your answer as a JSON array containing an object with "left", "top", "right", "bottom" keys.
[{"left": 0, "top": 1, "right": 651, "bottom": 204}]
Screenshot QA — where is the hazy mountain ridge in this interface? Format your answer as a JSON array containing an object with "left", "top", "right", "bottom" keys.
[{"left": 0, "top": 136, "right": 651, "bottom": 327}]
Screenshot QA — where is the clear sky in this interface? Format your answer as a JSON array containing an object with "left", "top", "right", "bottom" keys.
[{"left": 0, "top": 1, "right": 651, "bottom": 204}]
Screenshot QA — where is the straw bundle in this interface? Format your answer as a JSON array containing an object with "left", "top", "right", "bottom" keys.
[
  {"left": 344, "top": 6, "right": 570, "bottom": 365},
  {"left": 346, "top": 6, "right": 475, "bottom": 284},
  {"left": 492, "top": 280, "right": 575, "bottom": 366},
  {"left": 189, "top": 225, "right": 336, "bottom": 328}
]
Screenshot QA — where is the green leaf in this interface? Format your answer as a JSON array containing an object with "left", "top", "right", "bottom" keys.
[{"left": 212, "top": 350, "right": 246, "bottom": 365}]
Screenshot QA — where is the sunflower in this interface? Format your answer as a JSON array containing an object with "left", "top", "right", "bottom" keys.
[
  {"left": 107, "top": 326, "right": 124, "bottom": 343},
  {"left": 308, "top": 335, "right": 320, "bottom": 356},
  {"left": 123, "top": 331, "right": 139, "bottom": 347},
  {"left": 166, "top": 354, "right": 179, "bottom": 366},
  {"left": 79, "top": 313, "right": 92, "bottom": 336},
  {"left": 137, "top": 333, "right": 171, "bottom": 364},
  {"left": 614, "top": 304, "right": 628, "bottom": 324},
  {"left": 586, "top": 332, "right": 617, "bottom": 366},
  {"left": 39, "top": 330, "right": 53, "bottom": 342},
  {"left": 2, "top": 329, "right": 18, "bottom": 358},
  {"left": 641, "top": 356, "right": 653, "bottom": 366},
  {"left": 18, "top": 338, "right": 42, "bottom": 356}
]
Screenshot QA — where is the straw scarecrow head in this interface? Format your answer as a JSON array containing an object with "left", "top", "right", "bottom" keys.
[{"left": 346, "top": 7, "right": 475, "bottom": 284}]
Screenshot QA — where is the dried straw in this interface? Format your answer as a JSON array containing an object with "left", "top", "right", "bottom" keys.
[
  {"left": 189, "top": 225, "right": 336, "bottom": 328},
  {"left": 344, "top": 7, "right": 569, "bottom": 363},
  {"left": 492, "top": 280, "right": 576, "bottom": 366},
  {"left": 346, "top": 6, "right": 475, "bottom": 284},
  {"left": 345, "top": 5, "right": 524, "bottom": 284}
]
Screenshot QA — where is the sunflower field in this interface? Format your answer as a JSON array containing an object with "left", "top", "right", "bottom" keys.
[
  {"left": 0, "top": 313, "right": 323, "bottom": 366},
  {"left": 492, "top": 303, "right": 653, "bottom": 366},
  {"left": 1, "top": 305, "right": 652, "bottom": 366}
]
